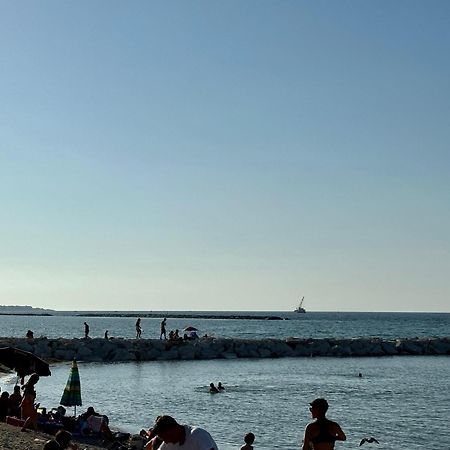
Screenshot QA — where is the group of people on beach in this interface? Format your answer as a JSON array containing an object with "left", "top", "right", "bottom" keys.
[
  {"left": 1, "top": 368, "right": 347, "bottom": 450},
  {"left": 138, "top": 403, "right": 345, "bottom": 450}
]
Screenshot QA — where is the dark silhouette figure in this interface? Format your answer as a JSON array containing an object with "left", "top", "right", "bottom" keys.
[
  {"left": 160, "top": 318, "right": 167, "bottom": 340},
  {"left": 302, "top": 398, "right": 346, "bottom": 450},
  {"left": 43, "top": 430, "right": 74, "bottom": 450},
  {"left": 209, "top": 383, "right": 219, "bottom": 394},
  {"left": 84, "top": 322, "right": 90, "bottom": 339},
  {"left": 104, "top": 330, "right": 109, "bottom": 339},
  {"left": 240, "top": 432, "right": 255, "bottom": 450},
  {"left": 136, "top": 318, "right": 142, "bottom": 338}
]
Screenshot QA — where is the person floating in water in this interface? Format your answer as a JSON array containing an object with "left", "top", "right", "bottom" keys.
[
  {"left": 136, "top": 318, "right": 142, "bottom": 339},
  {"left": 301, "top": 398, "right": 346, "bottom": 450},
  {"left": 160, "top": 318, "right": 167, "bottom": 340},
  {"left": 209, "top": 383, "right": 219, "bottom": 394},
  {"left": 217, "top": 382, "right": 225, "bottom": 391},
  {"left": 84, "top": 322, "right": 90, "bottom": 339},
  {"left": 240, "top": 432, "right": 255, "bottom": 450}
]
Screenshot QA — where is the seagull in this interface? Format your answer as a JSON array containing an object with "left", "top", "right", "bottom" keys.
[{"left": 359, "top": 437, "right": 380, "bottom": 446}]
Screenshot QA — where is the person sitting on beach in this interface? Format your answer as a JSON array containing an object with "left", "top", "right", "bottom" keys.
[
  {"left": 21, "top": 373, "right": 40, "bottom": 431},
  {"left": 209, "top": 383, "right": 219, "bottom": 394},
  {"left": 217, "top": 382, "right": 225, "bottom": 391},
  {"left": 141, "top": 424, "right": 163, "bottom": 450},
  {"left": 240, "top": 432, "right": 255, "bottom": 450},
  {"left": 152, "top": 415, "right": 218, "bottom": 450},
  {"left": 301, "top": 398, "right": 346, "bottom": 450},
  {"left": 79, "top": 406, "right": 112, "bottom": 439},
  {"left": 0, "top": 391, "right": 9, "bottom": 422},
  {"left": 43, "top": 429, "right": 77, "bottom": 450},
  {"left": 8, "top": 385, "right": 22, "bottom": 418},
  {"left": 168, "top": 330, "right": 175, "bottom": 341},
  {"left": 26, "top": 329, "right": 34, "bottom": 339}
]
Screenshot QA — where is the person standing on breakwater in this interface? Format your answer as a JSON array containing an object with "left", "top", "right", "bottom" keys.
[
  {"left": 152, "top": 415, "right": 218, "bottom": 450},
  {"left": 160, "top": 318, "right": 167, "bottom": 340},
  {"left": 136, "top": 318, "right": 142, "bottom": 338},
  {"left": 84, "top": 322, "right": 90, "bottom": 339},
  {"left": 301, "top": 398, "right": 346, "bottom": 450}
]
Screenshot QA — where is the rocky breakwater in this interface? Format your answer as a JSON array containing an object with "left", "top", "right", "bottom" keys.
[{"left": 0, "top": 336, "right": 449, "bottom": 363}]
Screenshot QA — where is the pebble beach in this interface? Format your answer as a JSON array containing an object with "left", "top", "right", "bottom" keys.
[{"left": 0, "top": 423, "right": 105, "bottom": 450}]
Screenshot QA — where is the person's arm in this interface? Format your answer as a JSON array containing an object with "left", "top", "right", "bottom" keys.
[
  {"left": 301, "top": 424, "right": 312, "bottom": 450},
  {"left": 333, "top": 423, "right": 346, "bottom": 441}
]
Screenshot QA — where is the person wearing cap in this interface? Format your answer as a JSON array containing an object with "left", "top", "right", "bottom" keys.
[
  {"left": 152, "top": 415, "right": 218, "bottom": 450},
  {"left": 301, "top": 398, "right": 346, "bottom": 450}
]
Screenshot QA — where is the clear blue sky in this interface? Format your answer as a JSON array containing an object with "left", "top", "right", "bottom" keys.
[{"left": 1, "top": 1, "right": 449, "bottom": 312}]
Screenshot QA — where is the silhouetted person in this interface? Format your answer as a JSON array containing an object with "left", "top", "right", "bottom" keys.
[
  {"left": 217, "top": 382, "right": 225, "bottom": 391},
  {"left": 84, "top": 322, "right": 90, "bottom": 339},
  {"left": 302, "top": 398, "right": 346, "bottom": 450},
  {"left": 104, "top": 330, "right": 109, "bottom": 339},
  {"left": 160, "top": 318, "right": 167, "bottom": 340},
  {"left": 8, "top": 385, "right": 22, "bottom": 418},
  {"left": 43, "top": 430, "right": 74, "bottom": 450},
  {"left": 26, "top": 330, "right": 34, "bottom": 339},
  {"left": 136, "top": 318, "right": 142, "bottom": 338},
  {"left": 240, "top": 432, "right": 255, "bottom": 450},
  {"left": 0, "top": 391, "right": 9, "bottom": 422},
  {"left": 209, "top": 383, "right": 219, "bottom": 394}
]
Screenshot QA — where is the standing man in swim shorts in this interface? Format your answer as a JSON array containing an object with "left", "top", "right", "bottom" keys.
[
  {"left": 136, "top": 317, "right": 142, "bottom": 338},
  {"left": 160, "top": 318, "right": 167, "bottom": 340},
  {"left": 301, "top": 398, "right": 346, "bottom": 450}
]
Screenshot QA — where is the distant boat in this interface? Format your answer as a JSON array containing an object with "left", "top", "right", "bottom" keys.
[{"left": 294, "top": 296, "right": 306, "bottom": 313}]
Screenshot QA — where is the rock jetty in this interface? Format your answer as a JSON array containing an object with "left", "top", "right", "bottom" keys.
[{"left": 0, "top": 336, "right": 449, "bottom": 363}]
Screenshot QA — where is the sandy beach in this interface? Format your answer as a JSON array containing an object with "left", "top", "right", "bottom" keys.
[{"left": 0, "top": 423, "right": 106, "bottom": 450}]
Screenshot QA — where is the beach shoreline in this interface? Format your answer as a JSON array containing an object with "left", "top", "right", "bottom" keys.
[{"left": 0, "top": 422, "right": 106, "bottom": 450}]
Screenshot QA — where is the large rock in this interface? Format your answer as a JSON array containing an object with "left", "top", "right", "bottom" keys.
[{"left": 178, "top": 345, "right": 196, "bottom": 360}]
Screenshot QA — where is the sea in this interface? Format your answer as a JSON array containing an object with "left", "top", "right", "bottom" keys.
[{"left": 0, "top": 311, "right": 449, "bottom": 450}]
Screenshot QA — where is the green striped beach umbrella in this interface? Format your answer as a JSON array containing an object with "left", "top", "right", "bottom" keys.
[{"left": 60, "top": 359, "right": 82, "bottom": 415}]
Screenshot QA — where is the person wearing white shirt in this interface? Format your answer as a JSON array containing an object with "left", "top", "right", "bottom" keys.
[{"left": 152, "top": 415, "right": 218, "bottom": 450}]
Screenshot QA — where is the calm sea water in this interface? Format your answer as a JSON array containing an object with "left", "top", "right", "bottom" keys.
[
  {"left": 0, "top": 311, "right": 449, "bottom": 340},
  {"left": 0, "top": 312, "right": 449, "bottom": 450}
]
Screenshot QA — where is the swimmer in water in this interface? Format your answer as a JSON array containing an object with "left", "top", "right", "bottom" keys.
[{"left": 209, "top": 383, "right": 219, "bottom": 394}]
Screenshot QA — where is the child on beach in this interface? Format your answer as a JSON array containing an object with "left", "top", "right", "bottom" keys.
[{"left": 240, "top": 432, "right": 255, "bottom": 450}]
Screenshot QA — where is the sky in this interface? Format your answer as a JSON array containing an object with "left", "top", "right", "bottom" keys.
[{"left": 0, "top": 1, "right": 449, "bottom": 312}]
